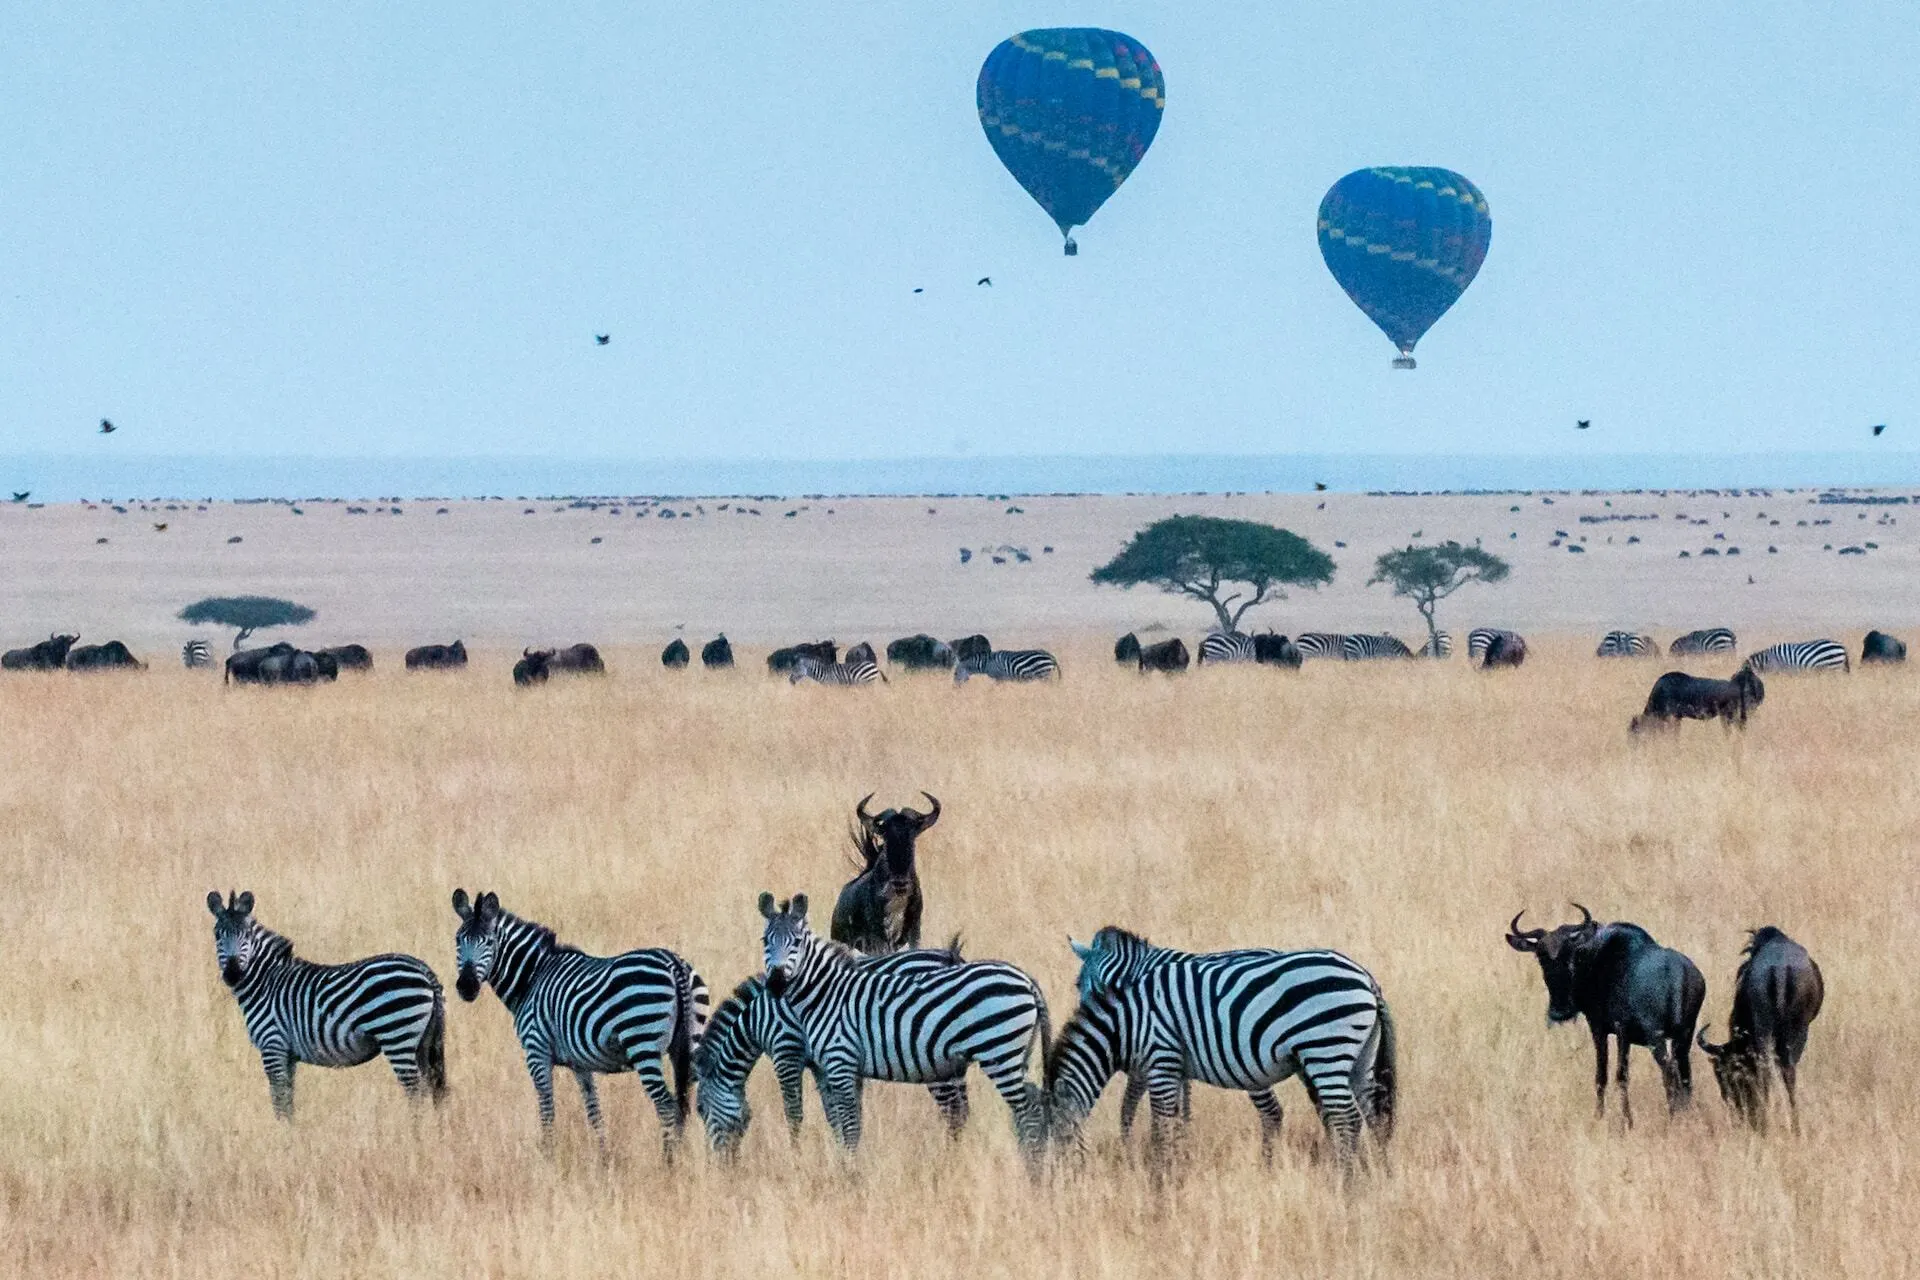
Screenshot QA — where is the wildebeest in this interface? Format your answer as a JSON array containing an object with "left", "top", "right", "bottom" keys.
[
  {"left": 405, "top": 640, "right": 468, "bottom": 670},
  {"left": 1506, "top": 906, "right": 1706, "bottom": 1123},
  {"left": 701, "top": 635, "right": 734, "bottom": 669},
  {"left": 1629, "top": 667, "right": 1764, "bottom": 733},
  {"left": 1481, "top": 631, "right": 1528, "bottom": 669},
  {"left": 948, "top": 634, "right": 992, "bottom": 665},
  {"left": 831, "top": 793, "right": 940, "bottom": 954},
  {"left": 65, "top": 640, "right": 145, "bottom": 671},
  {"left": 1862, "top": 629, "right": 1907, "bottom": 664},
  {"left": 513, "top": 649, "right": 551, "bottom": 686},
  {"left": 1697, "top": 927, "right": 1823, "bottom": 1132},
  {"left": 888, "top": 634, "right": 955, "bottom": 671},
  {"left": 1252, "top": 633, "right": 1302, "bottom": 668},
  {"left": 767, "top": 640, "right": 837, "bottom": 674},
  {"left": 662, "top": 639, "right": 691, "bottom": 669},
  {"left": 844, "top": 641, "right": 878, "bottom": 667},
  {"left": 310, "top": 650, "right": 341, "bottom": 681},
  {"left": 226, "top": 643, "right": 322, "bottom": 686},
  {"left": 548, "top": 643, "right": 605, "bottom": 675},
  {"left": 1113, "top": 633, "right": 1141, "bottom": 665},
  {"left": 314, "top": 644, "right": 372, "bottom": 673},
  {"left": 1135, "top": 638, "right": 1188, "bottom": 672},
  {"left": 3, "top": 634, "right": 79, "bottom": 670}
]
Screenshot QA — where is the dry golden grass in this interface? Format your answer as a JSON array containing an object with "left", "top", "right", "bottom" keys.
[{"left": 2, "top": 642, "right": 1915, "bottom": 1278}]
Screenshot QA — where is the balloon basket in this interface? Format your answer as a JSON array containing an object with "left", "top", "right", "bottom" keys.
[
  {"left": 1392, "top": 354, "right": 1417, "bottom": 370},
  {"left": 1063, "top": 237, "right": 1078, "bottom": 257}
]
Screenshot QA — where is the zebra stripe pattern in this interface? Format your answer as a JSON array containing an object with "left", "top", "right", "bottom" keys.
[
  {"left": 182, "top": 639, "right": 214, "bottom": 669},
  {"left": 789, "top": 656, "right": 885, "bottom": 686},
  {"left": 1596, "top": 631, "right": 1657, "bottom": 657},
  {"left": 1292, "top": 632, "right": 1347, "bottom": 660},
  {"left": 953, "top": 649, "right": 1059, "bottom": 684},
  {"left": 1668, "top": 627, "right": 1737, "bottom": 656},
  {"left": 1467, "top": 628, "right": 1522, "bottom": 662},
  {"left": 1049, "top": 928, "right": 1393, "bottom": 1166},
  {"left": 1742, "top": 639, "right": 1850, "bottom": 674},
  {"left": 1197, "top": 632, "right": 1256, "bottom": 664},
  {"left": 1342, "top": 633, "right": 1414, "bottom": 660},
  {"left": 452, "top": 890, "right": 708, "bottom": 1152},
  {"left": 758, "top": 893, "right": 1048, "bottom": 1157},
  {"left": 1419, "top": 631, "right": 1453, "bottom": 659},
  {"left": 207, "top": 891, "right": 446, "bottom": 1119}
]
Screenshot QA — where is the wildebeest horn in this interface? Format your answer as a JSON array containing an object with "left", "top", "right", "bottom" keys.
[
  {"left": 1505, "top": 910, "right": 1546, "bottom": 950},
  {"left": 1570, "top": 903, "right": 1595, "bottom": 929},
  {"left": 855, "top": 793, "right": 877, "bottom": 827},
  {"left": 1696, "top": 1026, "right": 1724, "bottom": 1057},
  {"left": 917, "top": 792, "right": 941, "bottom": 828}
]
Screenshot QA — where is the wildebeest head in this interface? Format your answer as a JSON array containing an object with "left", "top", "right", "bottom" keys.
[
  {"left": 206, "top": 889, "right": 259, "bottom": 988},
  {"left": 759, "top": 891, "right": 811, "bottom": 997},
  {"left": 451, "top": 889, "right": 502, "bottom": 1001},
  {"left": 1505, "top": 905, "right": 1598, "bottom": 1023},
  {"left": 1732, "top": 665, "right": 1765, "bottom": 706},
  {"left": 1695, "top": 1024, "right": 1764, "bottom": 1121},
  {"left": 513, "top": 648, "right": 553, "bottom": 685},
  {"left": 854, "top": 791, "right": 941, "bottom": 882}
]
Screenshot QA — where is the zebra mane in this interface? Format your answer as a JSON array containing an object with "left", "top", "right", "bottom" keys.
[
  {"left": 1043, "top": 989, "right": 1121, "bottom": 1092},
  {"left": 693, "top": 978, "right": 764, "bottom": 1071},
  {"left": 497, "top": 910, "right": 570, "bottom": 956},
  {"left": 251, "top": 924, "right": 296, "bottom": 965},
  {"left": 1090, "top": 924, "right": 1150, "bottom": 950},
  {"left": 805, "top": 925, "right": 866, "bottom": 968}
]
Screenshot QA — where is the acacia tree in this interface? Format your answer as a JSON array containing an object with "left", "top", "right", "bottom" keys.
[
  {"left": 178, "top": 595, "right": 316, "bottom": 650},
  {"left": 1367, "top": 541, "right": 1510, "bottom": 655},
  {"left": 1090, "top": 515, "right": 1335, "bottom": 633}
]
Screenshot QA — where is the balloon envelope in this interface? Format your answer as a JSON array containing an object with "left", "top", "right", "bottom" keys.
[
  {"left": 1317, "top": 167, "right": 1491, "bottom": 364},
  {"left": 977, "top": 29, "right": 1165, "bottom": 253}
]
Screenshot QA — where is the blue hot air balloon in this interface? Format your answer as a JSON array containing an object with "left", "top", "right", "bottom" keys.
[
  {"left": 976, "top": 29, "right": 1165, "bottom": 255},
  {"left": 1317, "top": 167, "right": 1491, "bottom": 368}
]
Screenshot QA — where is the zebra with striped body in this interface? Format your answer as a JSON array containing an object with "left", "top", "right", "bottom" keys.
[
  {"left": 1743, "top": 639, "right": 1850, "bottom": 674},
  {"left": 452, "top": 890, "right": 708, "bottom": 1154},
  {"left": 207, "top": 890, "right": 446, "bottom": 1119},
  {"left": 1669, "top": 627, "right": 1737, "bottom": 656},
  {"left": 1597, "top": 631, "right": 1657, "bottom": 658},
  {"left": 1342, "top": 633, "right": 1414, "bottom": 660},
  {"left": 1292, "top": 632, "right": 1347, "bottom": 660},
  {"left": 953, "top": 649, "right": 1059, "bottom": 684},
  {"left": 694, "top": 944, "right": 971, "bottom": 1154},
  {"left": 758, "top": 893, "right": 1049, "bottom": 1157},
  {"left": 1049, "top": 928, "right": 1394, "bottom": 1168},
  {"left": 1419, "top": 631, "right": 1453, "bottom": 659},
  {"left": 182, "top": 639, "right": 214, "bottom": 669},
  {"left": 789, "top": 655, "right": 885, "bottom": 686},
  {"left": 1197, "top": 632, "right": 1256, "bottom": 664},
  {"left": 1467, "top": 628, "right": 1523, "bottom": 662}
]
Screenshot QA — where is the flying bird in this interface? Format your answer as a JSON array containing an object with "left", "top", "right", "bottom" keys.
[
  {"left": 977, "top": 277, "right": 992, "bottom": 287},
  {"left": 152, "top": 523, "right": 167, "bottom": 531},
  {"left": 594, "top": 334, "right": 610, "bottom": 346},
  {"left": 1576, "top": 420, "right": 1591, "bottom": 430},
  {"left": 1873, "top": 423, "right": 1886, "bottom": 436},
  {"left": 912, "top": 287, "right": 924, "bottom": 294},
  {"left": 99, "top": 418, "right": 116, "bottom": 434},
  {"left": 1313, "top": 481, "right": 1328, "bottom": 491},
  {"left": 10, "top": 491, "right": 28, "bottom": 502}
]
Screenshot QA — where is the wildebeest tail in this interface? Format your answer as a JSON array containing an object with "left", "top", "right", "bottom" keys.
[
  {"left": 420, "top": 983, "right": 449, "bottom": 1103},
  {"left": 668, "top": 955, "right": 709, "bottom": 1119}
]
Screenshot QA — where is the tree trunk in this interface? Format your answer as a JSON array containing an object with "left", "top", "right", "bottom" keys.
[
  {"left": 1418, "top": 599, "right": 1440, "bottom": 656},
  {"left": 232, "top": 626, "right": 253, "bottom": 651},
  {"left": 1209, "top": 597, "right": 1235, "bottom": 633}
]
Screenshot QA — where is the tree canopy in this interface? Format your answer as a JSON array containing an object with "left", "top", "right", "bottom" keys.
[
  {"left": 178, "top": 595, "right": 316, "bottom": 649},
  {"left": 1090, "top": 516, "right": 1335, "bottom": 633},
  {"left": 1367, "top": 541, "right": 1510, "bottom": 653}
]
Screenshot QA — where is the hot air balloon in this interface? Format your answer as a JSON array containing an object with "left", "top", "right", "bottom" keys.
[
  {"left": 1317, "top": 167, "right": 1491, "bottom": 368},
  {"left": 976, "top": 29, "right": 1165, "bottom": 255}
]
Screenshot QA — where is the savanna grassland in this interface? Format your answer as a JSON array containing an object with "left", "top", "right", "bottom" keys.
[{"left": 2, "top": 643, "right": 1916, "bottom": 1279}]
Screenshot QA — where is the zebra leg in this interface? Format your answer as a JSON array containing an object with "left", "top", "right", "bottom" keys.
[
  {"left": 260, "top": 1049, "right": 296, "bottom": 1121},
  {"left": 523, "top": 1045, "right": 557, "bottom": 1142},
  {"left": 928, "top": 1079, "right": 970, "bottom": 1138},
  {"left": 1144, "top": 1064, "right": 1186, "bottom": 1171},
  {"left": 1301, "top": 1064, "right": 1364, "bottom": 1172},
  {"left": 1118, "top": 1073, "right": 1146, "bottom": 1141},
  {"left": 819, "top": 1063, "right": 864, "bottom": 1152},
  {"left": 573, "top": 1069, "right": 606, "bottom": 1144},
  {"left": 773, "top": 1054, "right": 808, "bottom": 1144},
  {"left": 1249, "top": 1089, "right": 1284, "bottom": 1163},
  {"left": 633, "top": 1055, "right": 684, "bottom": 1158}
]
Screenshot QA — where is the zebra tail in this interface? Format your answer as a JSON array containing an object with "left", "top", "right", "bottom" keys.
[
  {"left": 422, "top": 984, "right": 449, "bottom": 1103},
  {"left": 1366, "top": 993, "right": 1397, "bottom": 1146},
  {"left": 668, "top": 957, "right": 708, "bottom": 1121}
]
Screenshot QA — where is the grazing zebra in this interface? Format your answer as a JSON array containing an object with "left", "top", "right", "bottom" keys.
[
  {"left": 1742, "top": 639, "right": 1850, "bottom": 675},
  {"left": 1292, "top": 632, "right": 1347, "bottom": 660},
  {"left": 1596, "top": 631, "right": 1657, "bottom": 658},
  {"left": 1197, "top": 632, "right": 1255, "bottom": 664},
  {"left": 693, "top": 944, "right": 971, "bottom": 1154},
  {"left": 1342, "top": 633, "right": 1414, "bottom": 660},
  {"left": 1050, "top": 929, "right": 1394, "bottom": 1168},
  {"left": 1419, "top": 631, "right": 1453, "bottom": 659},
  {"left": 1467, "top": 628, "right": 1523, "bottom": 662},
  {"left": 182, "top": 639, "right": 213, "bottom": 669},
  {"left": 1668, "top": 627, "right": 1737, "bottom": 656},
  {"left": 206, "top": 891, "right": 446, "bottom": 1119},
  {"left": 757, "top": 893, "right": 1049, "bottom": 1158},
  {"left": 451, "top": 890, "right": 708, "bottom": 1153},
  {"left": 789, "top": 655, "right": 886, "bottom": 686},
  {"left": 953, "top": 649, "right": 1059, "bottom": 684}
]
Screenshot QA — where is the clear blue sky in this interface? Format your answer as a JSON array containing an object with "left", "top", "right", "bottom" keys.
[{"left": 4, "top": 3, "right": 1915, "bottom": 462}]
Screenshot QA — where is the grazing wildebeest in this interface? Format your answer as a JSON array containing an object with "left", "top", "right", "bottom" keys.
[
  {"left": 1862, "top": 629, "right": 1907, "bottom": 665},
  {"left": 948, "top": 634, "right": 992, "bottom": 665},
  {"left": 1135, "top": 638, "right": 1188, "bottom": 672},
  {"left": 843, "top": 641, "right": 878, "bottom": 667},
  {"left": 1481, "top": 631, "right": 1528, "bottom": 669},
  {"left": 405, "top": 640, "right": 467, "bottom": 670},
  {"left": 310, "top": 650, "right": 340, "bottom": 681},
  {"left": 225, "top": 643, "right": 319, "bottom": 685},
  {"left": 888, "top": 634, "right": 956, "bottom": 671},
  {"left": 1629, "top": 668, "right": 1764, "bottom": 733},
  {"left": 1506, "top": 906, "right": 1706, "bottom": 1123},
  {"left": 1697, "top": 927, "right": 1824, "bottom": 1132},
  {"left": 513, "top": 649, "right": 552, "bottom": 686},
  {"left": 832, "top": 792, "right": 940, "bottom": 954},
  {"left": 1114, "top": 633, "right": 1141, "bottom": 665},
  {"left": 3, "top": 634, "right": 79, "bottom": 670},
  {"left": 65, "top": 640, "right": 145, "bottom": 671},
  {"left": 767, "top": 641, "right": 837, "bottom": 674},
  {"left": 1252, "top": 633, "right": 1302, "bottom": 668},
  {"left": 662, "top": 639, "right": 691, "bottom": 669},
  {"left": 314, "top": 644, "right": 372, "bottom": 673},
  {"left": 701, "top": 635, "right": 734, "bottom": 669},
  {"left": 548, "top": 643, "right": 605, "bottom": 675}
]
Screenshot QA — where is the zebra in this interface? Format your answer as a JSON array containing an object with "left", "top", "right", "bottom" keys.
[
  {"left": 1596, "top": 630, "right": 1657, "bottom": 657},
  {"left": 693, "top": 943, "right": 971, "bottom": 1155},
  {"left": 1669, "top": 627, "right": 1738, "bottom": 656},
  {"left": 1341, "top": 633, "right": 1414, "bottom": 660},
  {"left": 757, "top": 892, "right": 1050, "bottom": 1158},
  {"left": 789, "top": 655, "right": 885, "bottom": 686},
  {"left": 953, "top": 649, "right": 1059, "bottom": 684},
  {"left": 206, "top": 890, "right": 446, "bottom": 1119},
  {"left": 1292, "top": 632, "right": 1348, "bottom": 660},
  {"left": 1467, "top": 628, "right": 1523, "bottom": 662},
  {"left": 1419, "top": 631, "right": 1453, "bottom": 659},
  {"left": 1742, "top": 639, "right": 1850, "bottom": 675},
  {"left": 182, "top": 639, "right": 214, "bottom": 669},
  {"left": 1197, "top": 632, "right": 1256, "bottom": 664},
  {"left": 451, "top": 889, "right": 708, "bottom": 1154},
  {"left": 1050, "top": 928, "right": 1394, "bottom": 1168}
]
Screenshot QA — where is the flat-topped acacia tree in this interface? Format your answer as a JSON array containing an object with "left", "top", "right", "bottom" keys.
[
  {"left": 1090, "top": 515, "right": 1336, "bottom": 633},
  {"left": 1368, "top": 541, "right": 1510, "bottom": 656},
  {"left": 178, "top": 595, "right": 316, "bottom": 650}
]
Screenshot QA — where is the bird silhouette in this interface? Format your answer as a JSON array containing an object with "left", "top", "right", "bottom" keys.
[
  {"left": 977, "top": 277, "right": 992, "bottom": 287},
  {"left": 1576, "top": 420, "right": 1591, "bottom": 430},
  {"left": 10, "top": 491, "right": 28, "bottom": 502},
  {"left": 1313, "top": 481, "right": 1328, "bottom": 491},
  {"left": 99, "top": 418, "right": 117, "bottom": 434},
  {"left": 152, "top": 522, "right": 167, "bottom": 531},
  {"left": 594, "top": 334, "right": 610, "bottom": 346},
  {"left": 1873, "top": 423, "right": 1886, "bottom": 436},
  {"left": 912, "top": 287, "right": 924, "bottom": 294}
]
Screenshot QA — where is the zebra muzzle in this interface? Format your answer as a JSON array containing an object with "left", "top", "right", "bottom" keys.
[
  {"left": 455, "top": 968, "right": 481, "bottom": 1001},
  {"left": 221, "top": 959, "right": 242, "bottom": 987}
]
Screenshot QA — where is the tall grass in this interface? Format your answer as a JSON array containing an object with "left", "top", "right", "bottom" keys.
[{"left": 2, "top": 642, "right": 1913, "bottom": 1278}]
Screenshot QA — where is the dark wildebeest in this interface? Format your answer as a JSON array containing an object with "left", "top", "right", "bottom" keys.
[
  {"left": 701, "top": 635, "right": 734, "bottom": 669},
  {"left": 767, "top": 640, "right": 836, "bottom": 674},
  {"left": 66, "top": 640, "right": 145, "bottom": 671},
  {"left": 513, "top": 648, "right": 551, "bottom": 686},
  {"left": 3, "top": 634, "right": 79, "bottom": 670},
  {"left": 405, "top": 641, "right": 467, "bottom": 670},
  {"left": 948, "top": 634, "right": 992, "bottom": 665},
  {"left": 1136, "top": 638, "right": 1188, "bottom": 672},
  {"left": 310, "top": 650, "right": 340, "bottom": 681},
  {"left": 887, "top": 634, "right": 954, "bottom": 671},
  {"left": 544, "top": 643, "right": 604, "bottom": 675},
  {"left": 1697, "top": 927, "right": 1824, "bottom": 1132},
  {"left": 314, "top": 644, "right": 372, "bottom": 674},
  {"left": 1252, "top": 633, "right": 1302, "bottom": 668},
  {"left": 1629, "top": 668, "right": 1764, "bottom": 733},
  {"left": 1482, "top": 632, "right": 1528, "bottom": 669},
  {"left": 1506, "top": 905, "right": 1707, "bottom": 1123},
  {"left": 662, "top": 639, "right": 691, "bottom": 669},
  {"left": 1862, "top": 629, "right": 1907, "bottom": 665},
  {"left": 228, "top": 643, "right": 322, "bottom": 685},
  {"left": 1114, "top": 633, "right": 1141, "bottom": 665},
  {"left": 831, "top": 792, "right": 941, "bottom": 954},
  {"left": 843, "top": 641, "right": 877, "bottom": 667}
]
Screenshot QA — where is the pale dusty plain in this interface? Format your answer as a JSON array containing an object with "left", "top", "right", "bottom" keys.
[{"left": 1, "top": 489, "right": 1916, "bottom": 1279}]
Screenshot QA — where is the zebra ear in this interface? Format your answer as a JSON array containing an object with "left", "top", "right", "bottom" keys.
[
  {"left": 790, "top": 893, "right": 808, "bottom": 920},
  {"left": 758, "top": 892, "right": 777, "bottom": 920},
  {"left": 234, "top": 891, "right": 254, "bottom": 917},
  {"left": 207, "top": 890, "right": 224, "bottom": 916},
  {"left": 477, "top": 892, "right": 499, "bottom": 918},
  {"left": 452, "top": 889, "right": 472, "bottom": 920},
  {"left": 1068, "top": 936, "right": 1093, "bottom": 960}
]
